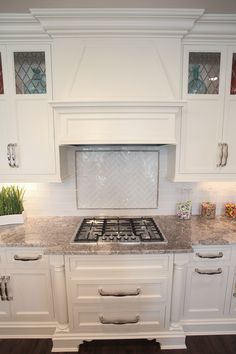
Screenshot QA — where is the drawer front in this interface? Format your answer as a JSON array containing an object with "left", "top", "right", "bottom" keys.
[
  {"left": 70, "top": 277, "right": 168, "bottom": 303},
  {"left": 6, "top": 248, "right": 48, "bottom": 268},
  {"left": 68, "top": 255, "right": 170, "bottom": 279},
  {"left": 71, "top": 303, "right": 166, "bottom": 333},
  {"left": 191, "top": 247, "right": 231, "bottom": 263}
]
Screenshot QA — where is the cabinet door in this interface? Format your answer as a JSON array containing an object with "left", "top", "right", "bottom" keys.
[
  {"left": 221, "top": 47, "right": 236, "bottom": 173},
  {"left": 180, "top": 46, "right": 227, "bottom": 174},
  {"left": 0, "top": 45, "right": 18, "bottom": 174},
  {"left": 7, "top": 44, "right": 56, "bottom": 175},
  {"left": 183, "top": 264, "right": 229, "bottom": 319},
  {"left": 7, "top": 269, "right": 54, "bottom": 322}
]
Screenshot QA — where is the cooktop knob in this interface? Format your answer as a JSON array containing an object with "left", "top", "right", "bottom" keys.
[
  {"left": 109, "top": 235, "right": 114, "bottom": 240},
  {"left": 124, "top": 235, "right": 129, "bottom": 240}
]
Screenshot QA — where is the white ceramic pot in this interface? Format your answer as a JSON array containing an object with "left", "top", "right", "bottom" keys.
[{"left": 0, "top": 211, "right": 26, "bottom": 226}]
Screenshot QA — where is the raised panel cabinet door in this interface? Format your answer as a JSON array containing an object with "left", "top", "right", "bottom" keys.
[
  {"left": 7, "top": 269, "right": 54, "bottom": 322},
  {"left": 179, "top": 46, "right": 227, "bottom": 174},
  {"left": 7, "top": 44, "right": 56, "bottom": 175},
  {"left": 221, "top": 48, "right": 236, "bottom": 173},
  {"left": 183, "top": 265, "right": 229, "bottom": 319},
  {"left": 0, "top": 45, "right": 18, "bottom": 175}
]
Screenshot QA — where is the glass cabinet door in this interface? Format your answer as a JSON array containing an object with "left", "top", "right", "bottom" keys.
[
  {"left": 188, "top": 52, "right": 221, "bottom": 95},
  {"left": 0, "top": 53, "right": 4, "bottom": 94},
  {"left": 230, "top": 53, "right": 236, "bottom": 95},
  {"left": 14, "top": 51, "right": 46, "bottom": 94}
]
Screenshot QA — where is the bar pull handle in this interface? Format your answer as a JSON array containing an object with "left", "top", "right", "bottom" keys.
[
  {"left": 99, "top": 315, "right": 140, "bottom": 325},
  {"left": 14, "top": 255, "right": 42, "bottom": 262},
  {"left": 0, "top": 276, "right": 5, "bottom": 301},
  {"left": 98, "top": 288, "right": 141, "bottom": 297},
  {"left": 3, "top": 276, "right": 13, "bottom": 301},
  {"left": 217, "top": 143, "right": 223, "bottom": 167},
  {"left": 221, "top": 143, "right": 228, "bottom": 167},
  {"left": 233, "top": 281, "right": 236, "bottom": 297},
  {"left": 195, "top": 268, "right": 222, "bottom": 275},
  {"left": 7, "top": 143, "right": 19, "bottom": 168},
  {"left": 196, "top": 252, "right": 223, "bottom": 259}
]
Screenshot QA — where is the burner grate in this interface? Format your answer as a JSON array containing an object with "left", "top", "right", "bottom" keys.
[{"left": 73, "top": 217, "right": 166, "bottom": 243}]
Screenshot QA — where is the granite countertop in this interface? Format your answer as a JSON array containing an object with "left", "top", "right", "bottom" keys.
[{"left": 0, "top": 216, "right": 236, "bottom": 255}]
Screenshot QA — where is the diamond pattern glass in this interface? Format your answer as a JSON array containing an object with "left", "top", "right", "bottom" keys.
[
  {"left": 188, "top": 52, "right": 221, "bottom": 94},
  {"left": 14, "top": 52, "right": 46, "bottom": 94},
  {"left": 0, "top": 53, "right": 4, "bottom": 94},
  {"left": 230, "top": 53, "right": 236, "bottom": 95}
]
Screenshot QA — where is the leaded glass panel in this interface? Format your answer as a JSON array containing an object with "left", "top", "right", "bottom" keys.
[
  {"left": 188, "top": 52, "right": 221, "bottom": 95},
  {"left": 0, "top": 53, "right": 4, "bottom": 94},
  {"left": 230, "top": 53, "right": 236, "bottom": 95},
  {"left": 14, "top": 52, "right": 46, "bottom": 94}
]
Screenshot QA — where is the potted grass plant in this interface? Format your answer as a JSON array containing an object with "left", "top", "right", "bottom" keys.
[{"left": 0, "top": 185, "right": 25, "bottom": 225}]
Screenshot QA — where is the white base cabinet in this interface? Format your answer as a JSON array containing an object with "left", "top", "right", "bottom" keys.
[
  {"left": 0, "top": 248, "right": 56, "bottom": 337},
  {"left": 182, "top": 245, "right": 236, "bottom": 334}
]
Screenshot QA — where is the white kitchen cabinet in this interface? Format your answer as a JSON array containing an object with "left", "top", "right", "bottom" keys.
[
  {"left": 170, "top": 45, "right": 236, "bottom": 181},
  {"left": 64, "top": 254, "right": 174, "bottom": 348},
  {"left": 183, "top": 246, "right": 230, "bottom": 319},
  {"left": 0, "top": 44, "right": 63, "bottom": 182},
  {"left": 0, "top": 248, "right": 55, "bottom": 332}
]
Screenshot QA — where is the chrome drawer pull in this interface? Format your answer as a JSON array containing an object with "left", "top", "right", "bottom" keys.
[
  {"left": 233, "top": 282, "right": 236, "bottom": 297},
  {"left": 195, "top": 268, "right": 222, "bottom": 275},
  {"left": 196, "top": 252, "right": 223, "bottom": 259},
  {"left": 98, "top": 288, "right": 141, "bottom": 297},
  {"left": 217, "top": 143, "right": 223, "bottom": 167},
  {"left": 99, "top": 315, "right": 140, "bottom": 325},
  {"left": 14, "top": 255, "right": 42, "bottom": 262}
]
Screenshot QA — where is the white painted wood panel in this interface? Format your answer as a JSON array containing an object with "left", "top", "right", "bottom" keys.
[
  {"left": 71, "top": 302, "right": 166, "bottom": 333},
  {"left": 183, "top": 264, "right": 229, "bottom": 319},
  {"left": 52, "top": 38, "right": 181, "bottom": 102},
  {"left": 70, "top": 278, "right": 168, "bottom": 303}
]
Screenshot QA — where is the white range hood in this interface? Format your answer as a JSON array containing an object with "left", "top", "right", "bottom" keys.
[{"left": 43, "top": 8, "right": 202, "bottom": 145}]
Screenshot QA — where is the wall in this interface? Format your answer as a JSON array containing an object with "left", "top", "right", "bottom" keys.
[{"left": 8, "top": 146, "right": 236, "bottom": 217}]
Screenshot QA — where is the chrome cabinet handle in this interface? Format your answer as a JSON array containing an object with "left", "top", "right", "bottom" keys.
[
  {"left": 7, "top": 143, "right": 19, "bottom": 168},
  {"left": 3, "top": 276, "right": 13, "bottom": 301},
  {"left": 221, "top": 143, "right": 228, "bottom": 167},
  {"left": 196, "top": 252, "right": 223, "bottom": 259},
  {"left": 217, "top": 143, "right": 223, "bottom": 167},
  {"left": 99, "top": 315, "right": 140, "bottom": 325},
  {"left": 233, "top": 282, "right": 236, "bottom": 297},
  {"left": 0, "top": 276, "right": 4, "bottom": 301},
  {"left": 14, "top": 255, "right": 42, "bottom": 262},
  {"left": 0, "top": 276, "right": 13, "bottom": 301},
  {"left": 98, "top": 288, "right": 141, "bottom": 297},
  {"left": 195, "top": 268, "right": 222, "bottom": 275}
]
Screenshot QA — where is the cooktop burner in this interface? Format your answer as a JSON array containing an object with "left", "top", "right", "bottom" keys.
[{"left": 73, "top": 217, "right": 167, "bottom": 243}]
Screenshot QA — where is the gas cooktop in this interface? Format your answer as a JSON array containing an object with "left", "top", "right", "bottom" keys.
[{"left": 72, "top": 217, "right": 167, "bottom": 244}]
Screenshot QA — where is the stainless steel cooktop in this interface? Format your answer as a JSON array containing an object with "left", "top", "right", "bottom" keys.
[{"left": 72, "top": 217, "right": 167, "bottom": 244}]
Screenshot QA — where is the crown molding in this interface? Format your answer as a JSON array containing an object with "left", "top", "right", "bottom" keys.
[
  {"left": 186, "top": 14, "right": 236, "bottom": 40},
  {"left": 0, "top": 14, "right": 49, "bottom": 39},
  {"left": 30, "top": 8, "right": 204, "bottom": 38}
]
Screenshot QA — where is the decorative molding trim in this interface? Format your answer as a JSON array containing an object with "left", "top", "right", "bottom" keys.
[
  {"left": 186, "top": 14, "right": 236, "bottom": 40},
  {"left": 0, "top": 14, "right": 49, "bottom": 39},
  {"left": 30, "top": 8, "right": 204, "bottom": 38},
  {"left": 51, "top": 100, "right": 186, "bottom": 111}
]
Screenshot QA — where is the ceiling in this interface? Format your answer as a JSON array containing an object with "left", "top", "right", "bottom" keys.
[{"left": 0, "top": 0, "right": 236, "bottom": 13}]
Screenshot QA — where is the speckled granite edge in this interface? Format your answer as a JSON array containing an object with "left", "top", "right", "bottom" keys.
[{"left": 0, "top": 215, "right": 236, "bottom": 255}]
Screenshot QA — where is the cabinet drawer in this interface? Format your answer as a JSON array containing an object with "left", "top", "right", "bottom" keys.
[
  {"left": 68, "top": 254, "right": 170, "bottom": 279},
  {"left": 70, "top": 277, "right": 168, "bottom": 303},
  {"left": 71, "top": 303, "right": 166, "bottom": 333},
  {"left": 5, "top": 248, "right": 48, "bottom": 268},
  {"left": 191, "top": 247, "right": 231, "bottom": 263}
]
